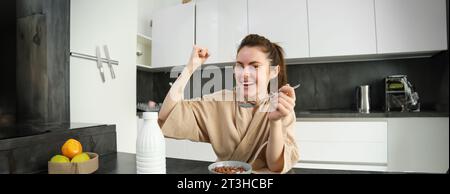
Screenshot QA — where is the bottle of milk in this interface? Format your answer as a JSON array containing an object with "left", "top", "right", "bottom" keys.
[{"left": 136, "top": 112, "right": 166, "bottom": 174}]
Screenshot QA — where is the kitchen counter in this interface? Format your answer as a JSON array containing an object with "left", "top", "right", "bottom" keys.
[
  {"left": 138, "top": 110, "right": 448, "bottom": 120},
  {"left": 95, "top": 152, "right": 398, "bottom": 174},
  {"left": 1, "top": 123, "right": 117, "bottom": 174},
  {"left": 295, "top": 110, "right": 449, "bottom": 119},
  {"left": 0, "top": 123, "right": 109, "bottom": 140}
]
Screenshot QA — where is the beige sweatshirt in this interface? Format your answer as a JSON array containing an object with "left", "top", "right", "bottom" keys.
[{"left": 159, "top": 90, "right": 299, "bottom": 174}]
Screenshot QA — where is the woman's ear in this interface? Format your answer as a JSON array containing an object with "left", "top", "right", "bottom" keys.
[{"left": 269, "top": 65, "right": 280, "bottom": 80}]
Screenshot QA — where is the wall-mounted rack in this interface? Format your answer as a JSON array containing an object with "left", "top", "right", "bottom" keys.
[
  {"left": 70, "top": 46, "right": 118, "bottom": 83},
  {"left": 70, "top": 51, "right": 119, "bottom": 66}
]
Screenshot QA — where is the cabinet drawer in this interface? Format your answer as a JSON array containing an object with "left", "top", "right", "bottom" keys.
[
  {"left": 295, "top": 121, "right": 387, "bottom": 164},
  {"left": 296, "top": 122, "right": 387, "bottom": 142},
  {"left": 299, "top": 141, "right": 387, "bottom": 164}
]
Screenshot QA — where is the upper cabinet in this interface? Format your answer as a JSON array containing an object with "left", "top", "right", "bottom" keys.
[
  {"left": 308, "top": 0, "right": 377, "bottom": 57},
  {"left": 151, "top": 0, "right": 448, "bottom": 68},
  {"left": 375, "top": 0, "right": 448, "bottom": 54},
  {"left": 248, "top": 0, "right": 309, "bottom": 59},
  {"left": 152, "top": 2, "right": 195, "bottom": 68},
  {"left": 196, "top": 0, "right": 248, "bottom": 64}
]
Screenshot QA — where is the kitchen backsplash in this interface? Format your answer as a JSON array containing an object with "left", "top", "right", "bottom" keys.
[
  {"left": 137, "top": 70, "right": 171, "bottom": 104},
  {"left": 137, "top": 51, "right": 449, "bottom": 113},
  {"left": 289, "top": 51, "right": 449, "bottom": 112}
]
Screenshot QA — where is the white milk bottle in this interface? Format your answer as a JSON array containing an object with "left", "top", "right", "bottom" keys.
[{"left": 136, "top": 112, "right": 166, "bottom": 174}]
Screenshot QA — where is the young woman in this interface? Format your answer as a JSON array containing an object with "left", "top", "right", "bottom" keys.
[{"left": 158, "top": 34, "right": 299, "bottom": 173}]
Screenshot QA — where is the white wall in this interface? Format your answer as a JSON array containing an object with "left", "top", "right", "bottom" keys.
[{"left": 70, "top": 0, "right": 138, "bottom": 153}]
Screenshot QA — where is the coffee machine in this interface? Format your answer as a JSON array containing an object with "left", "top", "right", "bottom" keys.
[{"left": 385, "top": 75, "right": 420, "bottom": 112}]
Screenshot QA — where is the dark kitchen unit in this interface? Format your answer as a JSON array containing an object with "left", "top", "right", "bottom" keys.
[{"left": 0, "top": 0, "right": 117, "bottom": 174}]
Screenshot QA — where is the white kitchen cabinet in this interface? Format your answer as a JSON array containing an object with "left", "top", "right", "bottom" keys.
[
  {"left": 152, "top": 2, "right": 195, "bottom": 67},
  {"left": 70, "top": 0, "right": 137, "bottom": 153},
  {"left": 248, "top": 0, "right": 309, "bottom": 59},
  {"left": 137, "top": 0, "right": 153, "bottom": 38},
  {"left": 165, "top": 138, "right": 216, "bottom": 162},
  {"left": 387, "top": 118, "right": 449, "bottom": 173},
  {"left": 295, "top": 121, "right": 388, "bottom": 170},
  {"left": 308, "top": 0, "right": 377, "bottom": 57},
  {"left": 196, "top": 0, "right": 248, "bottom": 64},
  {"left": 375, "top": 0, "right": 448, "bottom": 54}
]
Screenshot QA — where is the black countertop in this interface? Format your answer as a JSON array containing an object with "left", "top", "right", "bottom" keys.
[
  {"left": 0, "top": 123, "right": 107, "bottom": 140},
  {"left": 96, "top": 152, "right": 397, "bottom": 174},
  {"left": 138, "top": 110, "right": 448, "bottom": 120},
  {"left": 295, "top": 110, "right": 449, "bottom": 119},
  {"left": 1, "top": 123, "right": 117, "bottom": 174}
]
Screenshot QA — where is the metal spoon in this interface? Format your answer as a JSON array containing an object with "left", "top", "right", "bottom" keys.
[{"left": 238, "top": 83, "right": 301, "bottom": 108}]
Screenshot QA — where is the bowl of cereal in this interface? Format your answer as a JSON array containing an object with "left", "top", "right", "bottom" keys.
[{"left": 208, "top": 161, "right": 252, "bottom": 174}]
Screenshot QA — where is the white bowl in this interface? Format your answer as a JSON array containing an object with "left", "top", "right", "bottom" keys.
[{"left": 208, "top": 161, "right": 252, "bottom": 174}]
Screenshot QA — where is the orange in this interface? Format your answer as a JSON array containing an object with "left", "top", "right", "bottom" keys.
[{"left": 61, "top": 139, "right": 83, "bottom": 159}]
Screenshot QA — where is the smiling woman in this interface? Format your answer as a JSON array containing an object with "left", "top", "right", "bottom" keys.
[{"left": 158, "top": 34, "right": 299, "bottom": 174}]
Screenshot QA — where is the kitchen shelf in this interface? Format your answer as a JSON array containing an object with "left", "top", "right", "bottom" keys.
[
  {"left": 137, "top": 64, "right": 176, "bottom": 72},
  {"left": 137, "top": 64, "right": 153, "bottom": 72},
  {"left": 137, "top": 33, "right": 152, "bottom": 41},
  {"left": 136, "top": 33, "right": 152, "bottom": 70}
]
